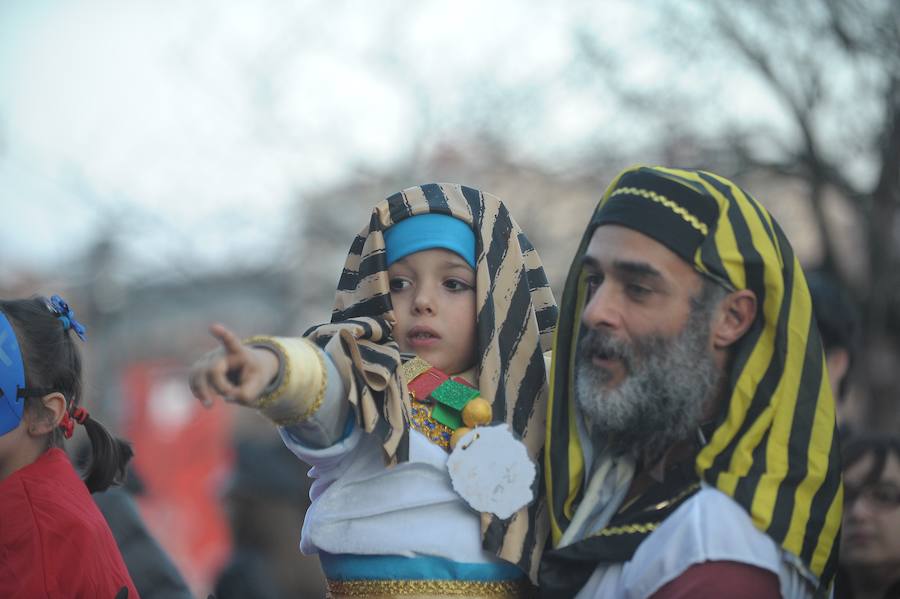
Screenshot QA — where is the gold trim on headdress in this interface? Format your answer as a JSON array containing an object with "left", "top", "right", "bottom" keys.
[{"left": 609, "top": 186, "right": 709, "bottom": 235}]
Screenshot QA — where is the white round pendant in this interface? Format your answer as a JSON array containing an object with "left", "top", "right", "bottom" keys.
[{"left": 447, "top": 424, "right": 537, "bottom": 519}]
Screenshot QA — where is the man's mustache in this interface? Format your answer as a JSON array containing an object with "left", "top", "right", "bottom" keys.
[{"left": 578, "top": 329, "right": 634, "bottom": 370}]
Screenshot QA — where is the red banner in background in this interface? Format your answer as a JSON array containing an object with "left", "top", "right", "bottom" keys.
[{"left": 122, "top": 361, "right": 233, "bottom": 597}]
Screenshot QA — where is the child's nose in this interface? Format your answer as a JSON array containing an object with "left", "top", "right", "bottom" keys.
[{"left": 412, "top": 289, "right": 436, "bottom": 315}]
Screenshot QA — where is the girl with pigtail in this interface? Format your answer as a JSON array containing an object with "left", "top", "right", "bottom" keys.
[{"left": 0, "top": 295, "right": 139, "bottom": 598}]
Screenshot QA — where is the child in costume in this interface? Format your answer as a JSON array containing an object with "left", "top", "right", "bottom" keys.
[
  {"left": 0, "top": 295, "right": 139, "bottom": 598},
  {"left": 190, "top": 183, "right": 558, "bottom": 597}
]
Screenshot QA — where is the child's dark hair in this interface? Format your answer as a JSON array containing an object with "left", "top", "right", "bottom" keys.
[
  {"left": 0, "top": 296, "right": 133, "bottom": 493},
  {"left": 842, "top": 433, "right": 900, "bottom": 487}
]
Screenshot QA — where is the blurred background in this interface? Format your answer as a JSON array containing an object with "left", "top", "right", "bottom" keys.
[{"left": 1, "top": 1, "right": 897, "bottom": 596}]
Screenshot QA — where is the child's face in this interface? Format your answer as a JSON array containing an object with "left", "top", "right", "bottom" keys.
[{"left": 388, "top": 248, "right": 477, "bottom": 374}]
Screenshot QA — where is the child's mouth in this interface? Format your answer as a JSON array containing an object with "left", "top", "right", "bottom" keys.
[{"left": 407, "top": 327, "right": 440, "bottom": 347}]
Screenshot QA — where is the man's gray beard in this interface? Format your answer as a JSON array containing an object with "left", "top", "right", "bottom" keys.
[{"left": 575, "top": 293, "right": 724, "bottom": 464}]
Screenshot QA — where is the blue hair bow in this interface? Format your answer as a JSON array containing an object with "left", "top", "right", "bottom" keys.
[{"left": 48, "top": 295, "right": 87, "bottom": 342}]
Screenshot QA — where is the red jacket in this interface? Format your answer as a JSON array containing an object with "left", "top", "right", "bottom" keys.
[{"left": 0, "top": 448, "right": 140, "bottom": 598}]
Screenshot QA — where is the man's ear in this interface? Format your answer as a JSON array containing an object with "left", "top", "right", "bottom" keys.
[
  {"left": 27, "top": 392, "right": 67, "bottom": 436},
  {"left": 712, "top": 289, "right": 757, "bottom": 349}
]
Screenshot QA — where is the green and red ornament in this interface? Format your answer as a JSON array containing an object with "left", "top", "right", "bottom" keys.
[{"left": 401, "top": 356, "right": 493, "bottom": 451}]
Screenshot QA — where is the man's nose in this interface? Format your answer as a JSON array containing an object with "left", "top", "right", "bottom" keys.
[{"left": 581, "top": 283, "right": 622, "bottom": 330}]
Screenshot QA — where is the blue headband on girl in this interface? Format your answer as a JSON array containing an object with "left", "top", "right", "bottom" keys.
[
  {"left": 384, "top": 214, "right": 476, "bottom": 268},
  {"left": 0, "top": 296, "right": 88, "bottom": 437},
  {"left": 0, "top": 312, "right": 26, "bottom": 437}
]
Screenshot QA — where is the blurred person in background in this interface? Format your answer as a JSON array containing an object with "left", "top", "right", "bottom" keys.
[
  {"left": 836, "top": 435, "right": 900, "bottom": 599},
  {"left": 213, "top": 439, "right": 326, "bottom": 599},
  {"left": 807, "top": 270, "right": 861, "bottom": 436},
  {"left": 91, "top": 460, "right": 194, "bottom": 599}
]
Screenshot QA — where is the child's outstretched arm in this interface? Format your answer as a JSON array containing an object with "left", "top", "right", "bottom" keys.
[
  {"left": 189, "top": 323, "right": 279, "bottom": 408},
  {"left": 189, "top": 324, "right": 349, "bottom": 448}
]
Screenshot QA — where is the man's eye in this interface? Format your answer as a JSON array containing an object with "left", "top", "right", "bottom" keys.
[
  {"left": 390, "top": 278, "right": 410, "bottom": 291},
  {"left": 626, "top": 284, "right": 652, "bottom": 298},
  {"left": 585, "top": 273, "right": 603, "bottom": 294}
]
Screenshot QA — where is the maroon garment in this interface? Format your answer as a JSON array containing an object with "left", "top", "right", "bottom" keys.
[
  {"left": 0, "top": 448, "right": 139, "bottom": 598},
  {"left": 650, "top": 561, "right": 782, "bottom": 599}
]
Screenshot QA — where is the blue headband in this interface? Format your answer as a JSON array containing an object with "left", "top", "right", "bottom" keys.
[
  {"left": 0, "top": 313, "right": 26, "bottom": 437},
  {"left": 384, "top": 214, "right": 476, "bottom": 268}
]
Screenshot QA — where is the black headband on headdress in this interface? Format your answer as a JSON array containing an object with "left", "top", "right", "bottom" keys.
[{"left": 590, "top": 168, "right": 720, "bottom": 265}]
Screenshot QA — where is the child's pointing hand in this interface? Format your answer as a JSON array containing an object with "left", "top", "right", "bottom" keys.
[{"left": 188, "top": 323, "right": 279, "bottom": 408}]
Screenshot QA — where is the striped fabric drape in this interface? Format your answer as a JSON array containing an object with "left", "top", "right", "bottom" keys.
[
  {"left": 304, "top": 183, "right": 558, "bottom": 582},
  {"left": 544, "top": 166, "right": 842, "bottom": 591}
]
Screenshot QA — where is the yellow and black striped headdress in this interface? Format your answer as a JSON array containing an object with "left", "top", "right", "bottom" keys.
[
  {"left": 544, "top": 166, "right": 842, "bottom": 590},
  {"left": 305, "top": 183, "right": 558, "bottom": 582}
]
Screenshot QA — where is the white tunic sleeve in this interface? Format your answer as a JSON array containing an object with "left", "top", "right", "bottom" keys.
[{"left": 279, "top": 351, "right": 350, "bottom": 449}]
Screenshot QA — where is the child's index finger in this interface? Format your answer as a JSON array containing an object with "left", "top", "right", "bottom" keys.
[{"left": 209, "top": 323, "right": 244, "bottom": 356}]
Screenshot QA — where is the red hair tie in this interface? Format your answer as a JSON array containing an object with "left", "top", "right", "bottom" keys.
[
  {"left": 59, "top": 411, "right": 75, "bottom": 439},
  {"left": 58, "top": 407, "right": 89, "bottom": 439},
  {"left": 72, "top": 406, "right": 89, "bottom": 425}
]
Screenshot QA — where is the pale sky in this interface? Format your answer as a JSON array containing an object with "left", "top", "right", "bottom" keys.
[{"left": 0, "top": 0, "right": 795, "bottom": 283}]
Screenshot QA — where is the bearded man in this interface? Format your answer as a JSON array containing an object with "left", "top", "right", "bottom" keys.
[{"left": 540, "top": 166, "right": 842, "bottom": 598}]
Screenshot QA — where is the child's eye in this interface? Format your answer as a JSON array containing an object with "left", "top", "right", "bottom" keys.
[
  {"left": 390, "top": 278, "right": 411, "bottom": 291},
  {"left": 444, "top": 278, "right": 473, "bottom": 292}
]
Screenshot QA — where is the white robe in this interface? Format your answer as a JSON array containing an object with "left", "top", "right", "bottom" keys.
[
  {"left": 277, "top": 350, "right": 505, "bottom": 567},
  {"left": 575, "top": 485, "right": 819, "bottom": 599}
]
